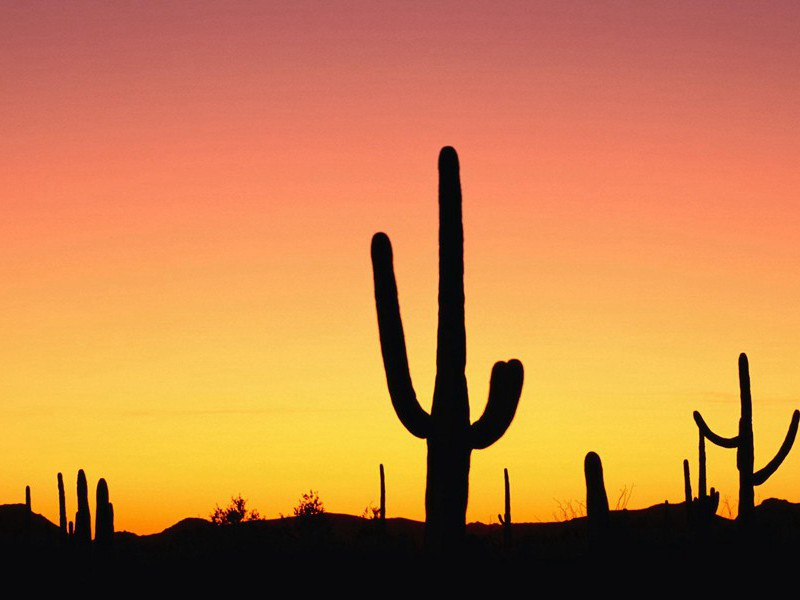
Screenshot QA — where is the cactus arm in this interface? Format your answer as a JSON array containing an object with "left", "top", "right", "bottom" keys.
[
  {"left": 498, "top": 514, "right": 505, "bottom": 524},
  {"left": 752, "top": 409, "right": 800, "bottom": 486},
  {"left": 435, "top": 147, "right": 466, "bottom": 379},
  {"left": 693, "top": 411, "right": 739, "bottom": 448},
  {"left": 469, "top": 360, "right": 524, "bottom": 449},
  {"left": 371, "top": 233, "right": 431, "bottom": 439}
]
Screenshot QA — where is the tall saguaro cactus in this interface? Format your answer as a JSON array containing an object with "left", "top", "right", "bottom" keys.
[
  {"left": 694, "top": 353, "right": 800, "bottom": 523},
  {"left": 75, "top": 469, "right": 92, "bottom": 544},
  {"left": 371, "top": 147, "right": 524, "bottom": 552}
]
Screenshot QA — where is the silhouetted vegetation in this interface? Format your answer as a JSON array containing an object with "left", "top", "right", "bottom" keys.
[
  {"left": 57, "top": 473, "right": 67, "bottom": 537},
  {"left": 293, "top": 490, "right": 324, "bottom": 518},
  {"left": 95, "top": 478, "right": 114, "bottom": 544},
  {"left": 694, "top": 353, "right": 800, "bottom": 523},
  {"left": 75, "top": 469, "right": 91, "bottom": 544},
  {"left": 498, "top": 468, "right": 511, "bottom": 548},
  {"left": 210, "top": 495, "right": 261, "bottom": 525},
  {"left": 370, "top": 146, "right": 524, "bottom": 553}
]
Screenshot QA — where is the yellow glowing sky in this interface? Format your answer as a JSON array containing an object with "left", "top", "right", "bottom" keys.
[{"left": 3, "top": 2, "right": 800, "bottom": 533}]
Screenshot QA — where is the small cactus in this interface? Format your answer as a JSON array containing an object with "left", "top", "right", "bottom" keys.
[
  {"left": 683, "top": 459, "right": 692, "bottom": 504},
  {"left": 497, "top": 468, "right": 511, "bottom": 548},
  {"left": 74, "top": 469, "right": 91, "bottom": 544},
  {"left": 25, "top": 485, "right": 31, "bottom": 512},
  {"left": 379, "top": 464, "right": 386, "bottom": 523},
  {"left": 584, "top": 452, "right": 609, "bottom": 543},
  {"left": 95, "top": 478, "right": 114, "bottom": 544},
  {"left": 57, "top": 473, "right": 67, "bottom": 536},
  {"left": 694, "top": 353, "right": 799, "bottom": 523}
]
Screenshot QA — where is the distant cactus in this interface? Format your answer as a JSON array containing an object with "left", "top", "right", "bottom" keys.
[
  {"left": 371, "top": 147, "right": 524, "bottom": 552},
  {"left": 68, "top": 521, "right": 74, "bottom": 536},
  {"left": 497, "top": 468, "right": 511, "bottom": 548},
  {"left": 584, "top": 452, "right": 609, "bottom": 540},
  {"left": 379, "top": 464, "right": 386, "bottom": 523},
  {"left": 694, "top": 353, "right": 799, "bottom": 523},
  {"left": 57, "top": 472, "right": 67, "bottom": 536},
  {"left": 75, "top": 469, "right": 91, "bottom": 544},
  {"left": 690, "top": 430, "right": 719, "bottom": 523},
  {"left": 95, "top": 478, "right": 114, "bottom": 544},
  {"left": 25, "top": 485, "right": 31, "bottom": 533},
  {"left": 683, "top": 459, "right": 692, "bottom": 504}
]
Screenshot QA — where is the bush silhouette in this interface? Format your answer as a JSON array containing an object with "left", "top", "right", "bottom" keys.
[
  {"left": 210, "top": 494, "right": 261, "bottom": 525},
  {"left": 293, "top": 490, "right": 324, "bottom": 518}
]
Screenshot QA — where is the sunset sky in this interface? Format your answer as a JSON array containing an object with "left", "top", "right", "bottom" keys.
[{"left": 3, "top": 2, "right": 800, "bottom": 534}]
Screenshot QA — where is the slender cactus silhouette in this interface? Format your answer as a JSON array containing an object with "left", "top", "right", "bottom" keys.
[
  {"left": 683, "top": 459, "right": 692, "bottom": 504},
  {"left": 57, "top": 472, "right": 67, "bottom": 537},
  {"left": 379, "top": 463, "right": 386, "bottom": 523},
  {"left": 691, "top": 430, "right": 719, "bottom": 522},
  {"left": 371, "top": 146, "right": 524, "bottom": 552},
  {"left": 75, "top": 469, "right": 91, "bottom": 544},
  {"left": 497, "top": 468, "right": 511, "bottom": 548},
  {"left": 693, "top": 353, "right": 799, "bottom": 523},
  {"left": 584, "top": 452, "right": 610, "bottom": 552},
  {"left": 25, "top": 485, "right": 31, "bottom": 533},
  {"left": 585, "top": 452, "right": 609, "bottom": 527},
  {"left": 95, "top": 478, "right": 114, "bottom": 545}
]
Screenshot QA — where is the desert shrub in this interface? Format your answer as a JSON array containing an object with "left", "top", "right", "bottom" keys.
[
  {"left": 210, "top": 494, "right": 261, "bottom": 525},
  {"left": 294, "top": 490, "right": 324, "bottom": 518}
]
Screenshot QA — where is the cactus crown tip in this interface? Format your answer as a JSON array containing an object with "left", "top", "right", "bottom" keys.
[
  {"left": 438, "top": 146, "right": 459, "bottom": 168},
  {"left": 585, "top": 451, "right": 601, "bottom": 465}
]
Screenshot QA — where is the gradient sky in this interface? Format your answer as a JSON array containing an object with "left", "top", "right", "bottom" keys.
[{"left": 3, "top": 1, "right": 800, "bottom": 534}]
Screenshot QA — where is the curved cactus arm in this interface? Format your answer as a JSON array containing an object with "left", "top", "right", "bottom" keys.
[
  {"left": 470, "top": 360, "right": 524, "bottom": 449},
  {"left": 752, "top": 409, "right": 800, "bottom": 486},
  {"left": 371, "top": 232, "right": 430, "bottom": 439},
  {"left": 498, "top": 514, "right": 505, "bottom": 525},
  {"left": 693, "top": 411, "right": 739, "bottom": 448}
]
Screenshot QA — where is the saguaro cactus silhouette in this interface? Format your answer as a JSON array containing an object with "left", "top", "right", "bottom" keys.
[
  {"left": 585, "top": 452, "right": 609, "bottom": 527},
  {"left": 497, "top": 468, "right": 511, "bottom": 548},
  {"left": 694, "top": 353, "right": 799, "bottom": 523},
  {"left": 75, "top": 469, "right": 91, "bottom": 544},
  {"left": 57, "top": 472, "right": 67, "bottom": 536},
  {"left": 95, "top": 478, "right": 114, "bottom": 544},
  {"left": 371, "top": 147, "right": 524, "bottom": 552},
  {"left": 379, "top": 463, "right": 386, "bottom": 523},
  {"left": 683, "top": 459, "right": 692, "bottom": 504}
]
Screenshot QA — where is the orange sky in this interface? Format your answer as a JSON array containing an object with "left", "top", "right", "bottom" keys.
[{"left": 3, "top": 2, "right": 800, "bottom": 533}]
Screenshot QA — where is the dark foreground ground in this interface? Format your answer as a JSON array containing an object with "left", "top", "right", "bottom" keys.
[{"left": 3, "top": 500, "right": 800, "bottom": 589}]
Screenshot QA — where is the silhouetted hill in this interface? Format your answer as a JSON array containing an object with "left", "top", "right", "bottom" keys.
[{"left": 2, "top": 500, "right": 800, "bottom": 585}]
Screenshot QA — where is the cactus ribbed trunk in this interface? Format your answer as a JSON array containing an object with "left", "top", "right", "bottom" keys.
[
  {"left": 58, "top": 473, "right": 67, "bottom": 536},
  {"left": 694, "top": 353, "right": 799, "bottom": 524},
  {"left": 371, "top": 147, "right": 524, "bottom": 553}
]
